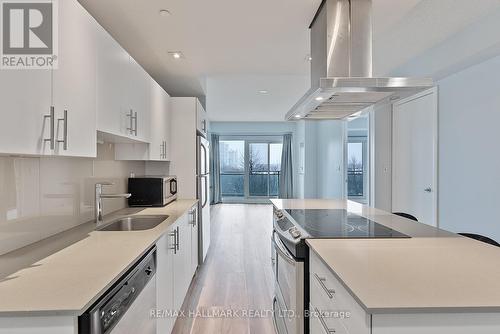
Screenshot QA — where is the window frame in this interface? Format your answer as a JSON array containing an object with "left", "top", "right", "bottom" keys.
[{"left": 219, "top": 135, "right": 283, "bottom": 203}]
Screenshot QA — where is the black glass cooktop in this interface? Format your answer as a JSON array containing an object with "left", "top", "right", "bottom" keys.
[{"left": 285, "top": 209, "right": 410, "bottom": 238}]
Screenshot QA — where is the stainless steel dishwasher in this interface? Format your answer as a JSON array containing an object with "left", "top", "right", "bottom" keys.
[{"left": 79, "top": 247, "right": 157, "bottom": 334}]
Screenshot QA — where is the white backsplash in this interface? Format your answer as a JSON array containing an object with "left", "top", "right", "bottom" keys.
[{"left": 0, "top": 143, "right": 146, "bottom": 255}]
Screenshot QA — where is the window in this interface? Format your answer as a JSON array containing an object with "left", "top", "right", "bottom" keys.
[
  {"left": 220, "top": 140, "right": 245, "bottom": 197},
  {"left": 347, "top": 137, "right": 368, "bottom": 202},
  {"left": 220, "top": 137, "right": 283, "bottom": 201}
]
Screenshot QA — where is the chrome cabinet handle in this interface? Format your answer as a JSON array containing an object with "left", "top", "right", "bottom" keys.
[
  {"left": 202, "top": 119, "right": 206, "bottom": 132},
  {"left": 314, "top": 273, "right": 336, "bottom": 299},
  {"left": 424, "top": 187, "right": 432, "bottom": 193},
  {"left": 126, "top": 109, "right": 137, "bottom": 136},
  {"left": 44, "top": 106, "right": 55, "bottom": 149},
  {"left": 134, "top": 111, "right": 138, "bottom": 136},
  {"left": 169, "top": 229, "right": 178, "bottom": 254},
  {"left": 315, "top": 307, "right": 336, "bottom": 333},
  {"left": 57, "top": 109, "right": 68, "bottom": 150}
]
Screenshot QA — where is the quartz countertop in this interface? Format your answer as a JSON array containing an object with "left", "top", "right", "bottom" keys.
[
  {"left": 271, "top": 199, "right": 500, "bottom": 313},
  {"left": 0, "top": 199, "right": 197, "bottom": 316}
]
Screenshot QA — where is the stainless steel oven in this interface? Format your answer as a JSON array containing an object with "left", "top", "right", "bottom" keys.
[{"left": 272, "top": 230, "right": 304, "bottom": 334}]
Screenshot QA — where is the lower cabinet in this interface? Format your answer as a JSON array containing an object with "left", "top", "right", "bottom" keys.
[
  {"left": 309, "top": 251, "right": 500, "bottom": 334},
  {"left": 156, "top": 205, "right": 199, "bottom": 334}
]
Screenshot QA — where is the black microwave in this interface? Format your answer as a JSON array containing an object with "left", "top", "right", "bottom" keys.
[{"left": 128, "top": 176, "right": 177, "bottom": 207}]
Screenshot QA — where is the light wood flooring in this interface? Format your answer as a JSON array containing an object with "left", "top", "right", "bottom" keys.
[{"left": 172, "top": 204, "right": 276, "bottom": 334}]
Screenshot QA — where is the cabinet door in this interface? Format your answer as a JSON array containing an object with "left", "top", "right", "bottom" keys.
[
  {"left": 0, "top": 65, "right": 51, "bottom": 155},
  {"left": 173, "top": 213, "right": 191, "bottom": 311},
  {"left": 128, "top": 56, "right": 150, "bottom": 142},
  {"left": 190, "top": 206, "right": 199, "bottom": 275},
  {"left": 156, "top": 227, "right": 175, "bottom": 334},
  {"left": 149, "top": 78, "right": 169, "bottom": 161},
  {"left": 95, "top": 24, "right": 129, "bottom": 137},
  {"left": 196, "top": 99, "right": 207, "bottom": 137},
  {"left": 52, "top": 0, "right": 96, "bottom": 157}
]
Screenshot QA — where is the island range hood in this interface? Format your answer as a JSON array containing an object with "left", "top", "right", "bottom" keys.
[{"left": 285, "top": 0, "right": 433, "bottom": 120}]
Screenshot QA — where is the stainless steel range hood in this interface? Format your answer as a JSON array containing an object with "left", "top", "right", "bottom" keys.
[{"left": 285, "top": 0, "right": 433, "bottom": 120}]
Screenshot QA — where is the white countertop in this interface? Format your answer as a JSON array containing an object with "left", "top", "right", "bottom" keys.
[
  {"left": 0, "top": 199, "right": 197, "bottom": 316},
  {"left": 271, "top": 199, "right": 500, "bottom": 313}
]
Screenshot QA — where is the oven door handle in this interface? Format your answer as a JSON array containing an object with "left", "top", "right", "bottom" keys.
[{"left": 273, "top": 231, "right": 296, "bottom": 264}]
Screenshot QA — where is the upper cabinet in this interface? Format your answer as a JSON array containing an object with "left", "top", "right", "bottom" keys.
[
  {"left": 95, "top": 26, "right": 151, "bottom": 143},
  {"left": 148, "top": 78, "right": 171, "bottom": 161},
  {"left": 0, "top": 0, "right": 165, "bottom": 158},
  {"left": 196, "top": 100, "right": 208, "bottom": 138},
  {"left": 0, "top": 0, "right": 97, "bottom": 157},
  {"left": 52, "top": 0, "right": 97, "bottom": 157}
]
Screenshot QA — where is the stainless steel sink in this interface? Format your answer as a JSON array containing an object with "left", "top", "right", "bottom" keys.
[{"left": 97, "top": 215, "right": 169, "bottom": 231}]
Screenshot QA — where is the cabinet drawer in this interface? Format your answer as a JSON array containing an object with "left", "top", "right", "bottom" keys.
[
  {"left": 310, "top": 252, "right": 370, "bottom": 334},
  {"left": 309, "top": 303, "right": 348, "bottom": 334}
]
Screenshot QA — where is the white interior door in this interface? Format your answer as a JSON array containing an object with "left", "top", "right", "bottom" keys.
[{"left": 392, "top": 88, "right": 438, "bottom": 226}]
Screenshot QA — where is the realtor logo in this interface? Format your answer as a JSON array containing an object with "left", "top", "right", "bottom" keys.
[{"left": 1, "top": 0, "right": 58, "bottom": 69}]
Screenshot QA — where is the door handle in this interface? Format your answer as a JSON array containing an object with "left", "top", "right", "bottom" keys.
[
  {"left": 424, "top": 187, "right": 432, "bottom": 193},
  {"left": 44, "top": 106, "right": 55, "bottom": 150},
  {"left": 57, "top": 109, "right": 68, "bottom": 150},
  {"left": 202, "top": 176, "right": 208, "bottom": 208}
]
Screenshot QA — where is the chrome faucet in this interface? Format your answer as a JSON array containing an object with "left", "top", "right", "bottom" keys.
[{"left": 95, "top": 182, "right": 132, "bottom": 224}]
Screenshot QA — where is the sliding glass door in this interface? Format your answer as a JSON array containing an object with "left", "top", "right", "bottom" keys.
[
  {"left": 220, "top": 140, "right": 245, "bottom": 198},
  {"left": 220, "top": 137, "right": 282, "bottom": 202}
]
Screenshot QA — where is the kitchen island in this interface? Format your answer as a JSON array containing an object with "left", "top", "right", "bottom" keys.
[{"left": 271, "top": 199, "right": 500, "bottom": 334}]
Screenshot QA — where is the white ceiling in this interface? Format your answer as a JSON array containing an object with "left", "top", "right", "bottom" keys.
[{"left": 79, "top": 0, "right": 500, "bottom": 122}]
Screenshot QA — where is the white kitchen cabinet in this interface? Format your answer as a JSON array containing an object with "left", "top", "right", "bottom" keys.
[
  {"left": 95, "top": 27, "right": 150, "bottom": 142},
  {"left": 156, "top": 206, "right": 199, "bottom": 333},
  {"left": 52, "top": 0, "right": 97, "bottom": 157},
  {"left": 149, "top": 78, "right": 170, "bottom": 161},
  {"left": 189, "top": 205, "right": 199, "bottom": 274},
  {"left": 0, "top": 67, "right": 52, "bottom": 155},
  {"left": 156, "top": 225, "right": 176, "bottom": 334},
  {"left": 0, "top": 0, "right": 96, "bottom": 157},
  {"left": 114, "top": 77, "right": 170, "bottom": 161},
  {"left": 128, "top": 56, "right": 151, "bottom": 142},
  {"left": 170, "top": 97, "right": 202, "bottom": 199},
  {"left": 173, "top": 213, "right": 192, "bottom": 311},
  {"left": 196, "top": 99, "right": 208, "bottom": 137},
  {"left": 95, "top": 24, "right": 130, "bottom": 138},
  {"left": 310, "top": 252, "right": 370, "bottom": 334}
]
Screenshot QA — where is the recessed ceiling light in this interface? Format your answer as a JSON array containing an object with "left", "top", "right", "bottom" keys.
[
  {"left": 159, "top": 9, "right": 171, "bottom": 17},
  {"left": 305, "top": 54, "right": 312, "bottom": 62},
  {"left": 168, "top": 51, "right": 184, "bottom": 59},
  {"left": 294, "top": 115, "right": 301, "bottom": 119},
  {"left": 315, "top": 96, "right": 324, "bottom": 101},
  {"left": 258, "top": 90, "right": 269, "bottom": 94}
]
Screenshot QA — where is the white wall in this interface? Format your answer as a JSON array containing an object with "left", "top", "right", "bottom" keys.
[
  {"left": 437, "top": 54, "right": 500, "bottom": 240},
  {"left": 294, "top": 120, "right": 345, "bottom": 199},
  {"left": 371, "top": 104, "right": 393, "bottom": 212}
]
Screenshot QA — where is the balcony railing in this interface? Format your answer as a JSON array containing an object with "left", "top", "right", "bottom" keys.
[
  {"left": 220, "top": 172, "right": 280, "bottom": 198},
  {"left": 347, "top": 170, "right": 364, "bottom": 197}
]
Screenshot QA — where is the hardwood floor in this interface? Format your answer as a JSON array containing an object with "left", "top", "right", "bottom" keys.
[{"left": 172, "top": 204, "right": 276, "bottom": 334}]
